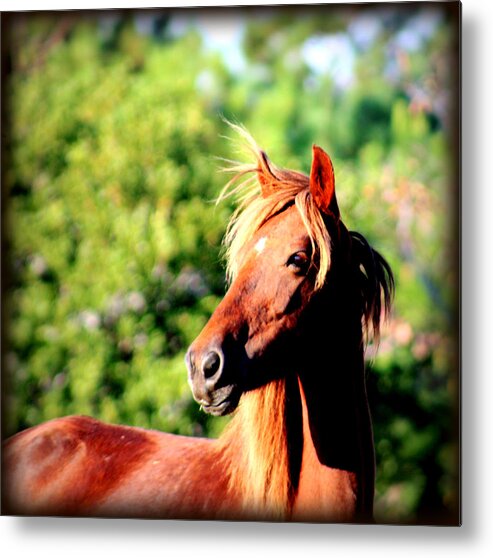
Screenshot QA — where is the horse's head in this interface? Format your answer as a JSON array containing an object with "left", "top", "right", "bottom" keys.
[{"left": 186, "top": 140, "right": 346, "bottom": 416}]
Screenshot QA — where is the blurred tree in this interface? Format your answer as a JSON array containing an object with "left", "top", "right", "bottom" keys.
[{"left": 3, "top": 14, "right": 234, "bottom": 440}]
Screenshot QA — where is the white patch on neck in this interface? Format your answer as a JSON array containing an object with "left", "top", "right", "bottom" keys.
[{"left": 254, "top": 236, "right": 267, "bottom": 255}]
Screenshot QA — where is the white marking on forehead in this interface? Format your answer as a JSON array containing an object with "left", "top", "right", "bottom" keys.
[{"left": 254, "top": 236, "right": 267, "bottom": 255}]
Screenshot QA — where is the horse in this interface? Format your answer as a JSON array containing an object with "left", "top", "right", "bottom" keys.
[{"left": 2, "top": 126, "right": 393, "bottom": 522}]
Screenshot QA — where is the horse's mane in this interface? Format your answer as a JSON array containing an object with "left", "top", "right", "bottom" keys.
[
  {"left": 218, "top": 124, "right": 330, "bottom": 291},
  {"left": 218, "top": 379, "right": 293, "bottom": 519},
  {"left": 215, "top": 125, "right": 394, "bottom": 518}
]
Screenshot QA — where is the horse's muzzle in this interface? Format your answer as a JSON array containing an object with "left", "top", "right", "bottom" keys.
[{"left": 185, "top": 346, "right": 240, "bottom": 416}]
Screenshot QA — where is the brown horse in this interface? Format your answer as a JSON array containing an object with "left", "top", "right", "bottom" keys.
[{"left": 2, "top": 127, "right": 393, "bottom": 522}]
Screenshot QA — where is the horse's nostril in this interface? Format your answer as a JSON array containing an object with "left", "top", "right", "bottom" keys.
[{"left": 202, "top": 351, "right": 221, "bottom": 379}]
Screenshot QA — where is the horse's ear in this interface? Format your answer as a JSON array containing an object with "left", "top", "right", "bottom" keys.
[
  {"left": 257, "top": 150, "right": 278, "bottom": 198},
  {"left": 309, "top": 145, "right": 339, "bottom": 218}
]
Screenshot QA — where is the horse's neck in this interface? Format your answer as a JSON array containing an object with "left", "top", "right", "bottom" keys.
[
  {"left": 292, "top": 302, "right": 375, "bottom": 521},
  {"left": 217, "top": 352, "right": 374, "bottom": 522},
  {"left": 218, "top": 292, "right": 374, "bottom": 522},
  {"left": 292, "top": 368, "right": 373, "bottom": 522}
]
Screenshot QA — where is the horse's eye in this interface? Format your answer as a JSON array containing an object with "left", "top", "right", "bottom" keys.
[{"left": 287, "top": 252, "right": 310, "bottom": 273}]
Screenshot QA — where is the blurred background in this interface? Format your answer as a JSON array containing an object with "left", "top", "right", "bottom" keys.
[{"left": 1, "top": 4, "right": 459, "bottom": 524}]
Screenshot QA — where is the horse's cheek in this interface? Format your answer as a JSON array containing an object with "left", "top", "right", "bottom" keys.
[{"left": 272, "top": 274, "right": 307, "bottom": 318}]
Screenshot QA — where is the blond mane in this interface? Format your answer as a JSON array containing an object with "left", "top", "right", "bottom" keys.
[
  {"left": 217, "top": 124, "right": 332, "bottom": 291},
  {"left": 218, "top": 379, "right": 292, "bottom": 520}
]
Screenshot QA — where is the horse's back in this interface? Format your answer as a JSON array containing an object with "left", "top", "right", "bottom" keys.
[
  {"left": 2, "top": 415, "right": 229, "bottom": 518},
  {"left": 2, "top": 416, "right": 155, "bottom": 515}
]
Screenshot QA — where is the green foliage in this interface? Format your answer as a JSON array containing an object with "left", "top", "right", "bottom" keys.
[
  {"left": 3, "top": 6, "right": 458, "bottom": 524},
  {"left": 4, "top": 16, "right": 233, "bottom": 440}
]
